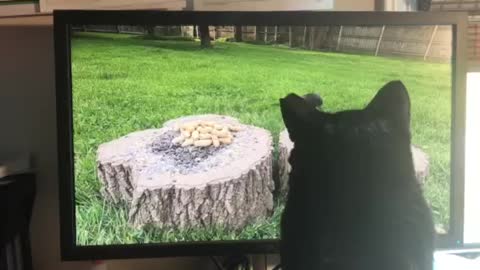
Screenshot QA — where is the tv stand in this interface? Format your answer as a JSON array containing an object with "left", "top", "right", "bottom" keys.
[{"left": 210, "top": 255, "right": 252, "bottom": 270}]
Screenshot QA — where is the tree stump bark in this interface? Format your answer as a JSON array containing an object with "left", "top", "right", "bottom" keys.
[
  {"left": 234, "top": 25, "right": 243, "bottom": 42},
  {"left": 411, "top": 145, "right": 430, "bottom": 183},
  {"left": 278, "top": 129, "right": 293, "bottom": 196},
  {"left": 277, "top": 129, "right": 430, "bottom": 195},
  {"left": 97, "top": 115, "right": 274, "bottom": 229},
  {"left": 199, "top": 24, "right": 211, "bottom": 48}
]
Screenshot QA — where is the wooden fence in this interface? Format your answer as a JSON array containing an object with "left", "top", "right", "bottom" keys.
[
  {"left": 73, "top": 24, "right": 452, "bottom": 62},
  {"left": 214, "top": 25, "right": 452, "bottom": 61}
]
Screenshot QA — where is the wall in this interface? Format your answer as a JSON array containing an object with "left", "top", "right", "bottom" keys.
[
  {"left": 193, "top": 0, "right": 379, "bottom": 11},
  {"left": 0, "top": 15, "right": 211, "bottom": 270},
  {"left": 40, "top": 0, "right": 379, "bottom": 13},
  {"left": 0, "top": 2, "right": 40, "bottom": 17},
  {"left": 335, "top": 0, "right": 375, "bottom": 10},
  {"left": 40, "top": 0, "right": 186, "bottom": 13},
  {"left": 193, "top": 0, "right": 336, "bottom": 11}
]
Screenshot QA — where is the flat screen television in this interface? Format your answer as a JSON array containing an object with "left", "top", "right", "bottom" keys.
[{"left": 54, "top": 10, "right": 469, "bottom": 260}]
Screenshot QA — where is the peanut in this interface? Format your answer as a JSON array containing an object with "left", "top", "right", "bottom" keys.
[
  {"left": 211, "top": 129, "right": 226, "bottom": 136},
  {"left": 191, "top": 130, "right": 200, "bottom": 140},
  {"left": 183, "top": 125, "right": 195, "bottom": 132},
  {"left": 174, "top": 119, "right": 240, "bottom": 147},
  {"left": 181, "top": 138, "right": 194, "bottom": 147},
  {"left": 199, "top": 133, "right": 212, "bottom": 140},
  {"left": 202, "top": 121, "right": 215, "bottom": 127},
  {"left": 217, "top": 131, "right": 230, "bottom": 138},
  {"left": 199, "top": 126, "right": 213, "bottom": 134},
  {"left": 183, "top": 122, "right": 198, "bottom": 129},
  {"left": 219, "top": 137, "right": 232, "bottom": 145},
  {"left": 229, "top": 125, "right": 242, "bottom": 132},
  {"left": 211, "top": 135, "right": 220, "bottom": 146},
  {"left": 194, "top": 139, "right": 212, "bottom": 147}
]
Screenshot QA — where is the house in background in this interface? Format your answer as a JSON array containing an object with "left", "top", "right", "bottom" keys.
[{"left": 430, "top": 0, "right": 480, "bottom": 68}]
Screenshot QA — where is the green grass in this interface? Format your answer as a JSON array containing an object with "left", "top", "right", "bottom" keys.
[{"left": 72, "top": 32, "right": 451, "bottom": 245}]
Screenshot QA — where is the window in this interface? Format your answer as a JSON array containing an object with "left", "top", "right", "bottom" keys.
[{"left": 464, "top": 72, "right": 480, "bottom": 245}]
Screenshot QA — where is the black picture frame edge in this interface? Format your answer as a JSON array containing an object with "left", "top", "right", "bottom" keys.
[
  {"left": 54, "top": 13, "right": 77, "bottom": 262},
  {"left": 53, "top": 10, "right": 469, "bottom": 26},
  {"left": 54, "top": 10, "right": 470, "bottom": 261}
]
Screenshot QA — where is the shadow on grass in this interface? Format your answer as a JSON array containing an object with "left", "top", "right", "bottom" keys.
[
  {"left": 73, "top": 31, "right": 377, "bottom": 64},
  {"left": 133, "top": 35, "right": 195, "bottom": 42},
  {"left": 73, "top": 31, "right": 227, "bottom": 52}
]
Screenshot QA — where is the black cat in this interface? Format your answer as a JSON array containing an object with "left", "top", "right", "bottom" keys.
[{"left": 279, "top": 81, "right": 435, "bottom": 270}]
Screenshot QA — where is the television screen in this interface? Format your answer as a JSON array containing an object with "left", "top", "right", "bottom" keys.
[{"left": 55, "top": 11, "right": 468, "bottom": 259}]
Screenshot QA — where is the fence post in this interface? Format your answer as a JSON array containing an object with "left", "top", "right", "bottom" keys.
[
  {"left": 274, "top": 26, "right": 278, "bottom": 43},
  {"left": 303, "top": 26, "right": 307, "bottom": 48},
  {"left": 310, "top": 26, "right": 315, "bottom": 50},
  {"left": 424, "top": 25, "right": 438, "bottom": 61},
  {"left": 375, "top": 25, "right": 386, "bottom": 56},
  {"left": 289, "top": 26, "right": 292, "bottom": 47},
  {"left": 336, "top": 26, "right": 343, "bottom": 51},
  {"left": 264, "top": 26, "right": 268, "bottom": 43},
  {"left": 254, "top": 26, "right": 257, "bottom": 41}
]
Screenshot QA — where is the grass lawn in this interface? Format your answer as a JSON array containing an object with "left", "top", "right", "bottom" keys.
[{"left": 72, "top": 32, "right": 451, "bottom": 245}]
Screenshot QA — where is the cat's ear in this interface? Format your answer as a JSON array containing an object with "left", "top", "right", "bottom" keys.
[
  {"left": 280, "top": 93, "right": 318, "bottom": 142},
  {"left": 367, "top": 80, "right": 411, "bottom": 135},
  {"left": 303, "top": 93, "right": 323, "bottom": 109}
]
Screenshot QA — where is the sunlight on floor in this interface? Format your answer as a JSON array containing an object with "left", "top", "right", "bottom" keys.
[{"left": 434, "top": 251, "right": 480, "bottom": 270}]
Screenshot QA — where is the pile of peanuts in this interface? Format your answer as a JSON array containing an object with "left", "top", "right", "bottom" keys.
[{"left": 172, "top": 121, "right": 242, "bottom": 147}]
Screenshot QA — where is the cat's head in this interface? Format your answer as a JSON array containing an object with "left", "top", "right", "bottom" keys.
[{"left": 280, "top": 80, "right": 411, "bottom": 152}]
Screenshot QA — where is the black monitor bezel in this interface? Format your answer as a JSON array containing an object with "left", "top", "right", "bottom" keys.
[{"left": 54, "top": 10, "right": 469, "bottom": 260}]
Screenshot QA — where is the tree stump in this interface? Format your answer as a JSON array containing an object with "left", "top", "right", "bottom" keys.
[
  {"left": 277, "top": 129, "right": 430, "bottom": 195},
  {"left": 411, "top": 145, "right": 430, "bottom": 183},
  {"left": 97, "top": 114, "right": 274, "bottom": 229},
  {"left": 278, "top": 129, "right": 294, "bottom": 196}
]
